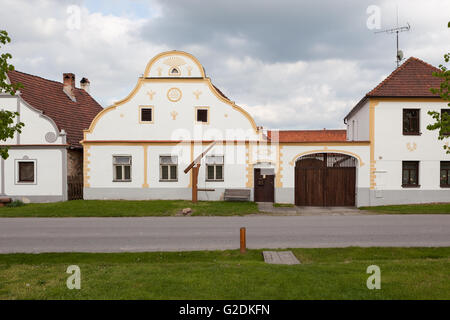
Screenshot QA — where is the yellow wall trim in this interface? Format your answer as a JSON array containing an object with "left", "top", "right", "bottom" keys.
[
  {"left": 142, "top": 145, "right": 149, "bottom": 188},
  {"left": 369, "top": 99, "right": 380, "bottom": 189}
]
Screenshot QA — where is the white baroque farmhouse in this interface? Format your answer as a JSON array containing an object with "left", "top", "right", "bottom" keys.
[{"left": 82, "top": 51, "right": 449, "bottom": 206}]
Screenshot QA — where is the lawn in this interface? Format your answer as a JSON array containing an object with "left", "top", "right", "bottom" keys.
[
  {"left": 360, "top": 203, "right": 450, "bottom": 214},
  {"left": 0, "top": 200, "right": 259, "bottom": 217},
  {"left": 0, "top": 247, "right": 449, "bottom": 299}
]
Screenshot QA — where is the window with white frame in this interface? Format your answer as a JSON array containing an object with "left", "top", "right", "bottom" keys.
[
  {"left": 160, "top": 155, "right": 178, "bottom": 181},
  {"left": 206, "top": 155, "right": 224, "bottom": 181},
  {"left": 17, "top": 160, "right": 36, "bottom": 183},
  {"left": 113, "top": 156, "right": 132, "bottom": 181}
]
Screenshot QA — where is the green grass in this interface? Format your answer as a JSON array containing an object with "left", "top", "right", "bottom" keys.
[
  {"left": 273, "top": 203, "right": 295, "bottom": 208},
  {"left": 0, "top": 247, "right": 449, "bottom": 299},
  {"left": 360, "top": 203, "right": 450, "bottom": 214},
  {"left": 0, "top": 200, "right": 259, "bottom": 217}
]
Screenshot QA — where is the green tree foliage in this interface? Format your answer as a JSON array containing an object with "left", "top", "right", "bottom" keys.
[
  {"left": 427, "top": 22, "right": 450, "bottom": 153},
  {"left": 0, "top": 30, "right": 24, "bottom": 159}
]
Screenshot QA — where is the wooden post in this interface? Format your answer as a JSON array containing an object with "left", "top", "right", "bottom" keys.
[
  {"left": 192, "top": 165, "right": 199, "bottom": 203},
  {"left": 240, "top": 227, "right": 246, "bottom": 254}
]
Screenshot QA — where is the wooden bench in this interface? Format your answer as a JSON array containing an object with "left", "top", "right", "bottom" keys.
[
  {"left": 0, "top": 197, "right": 12, "bottom": 207},
  {"left": 224, "top": 189, "right": 251, "bottom": 202}
]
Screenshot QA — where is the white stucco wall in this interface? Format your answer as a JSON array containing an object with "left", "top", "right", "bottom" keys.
[
  {"left": 0, "top": 92, "right": 66, "bottom": 202},
  {"left": 374, "top": 100, "right": 450, "bottom": 191}
]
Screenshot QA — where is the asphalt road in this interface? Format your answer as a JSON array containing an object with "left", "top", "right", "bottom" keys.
[{"left": 0, "top": 215, "right": 449, "bottom": 253}]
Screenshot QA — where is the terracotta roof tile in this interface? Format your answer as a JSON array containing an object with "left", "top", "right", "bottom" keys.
[
  {"left": 367, "top": 57, "right": 442, "bottom": 97},
  {"left": 344, "top": 57, "right": 443, "bottom": 120},
  {"left": 7, "top": 70, "right": 103, "bottom": 148},
  {"left": 268, "top": 129, "right": 347, "bottom": 143}
]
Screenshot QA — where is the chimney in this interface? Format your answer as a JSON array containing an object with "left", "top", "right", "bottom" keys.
[
  {"left": 63, "top": 73, "right": 76, "bottom": 102},
  {"left": 80, "top": 77, "right": 90, "bottom": 93}
]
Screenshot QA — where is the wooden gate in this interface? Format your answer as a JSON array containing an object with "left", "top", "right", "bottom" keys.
[
  {"left": 68, "top": 175, "right": 83, "bottom": 200},
  {"left": 295, "top": 153, "right": 356, "bottom": 206},
  {"left": 254, "top": 168, "right": 274, "bottom": 202}
]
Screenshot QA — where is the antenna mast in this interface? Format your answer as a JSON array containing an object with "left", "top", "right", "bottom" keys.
[{"left": 375, "top": 8, "right": 411, "bottom": 68}]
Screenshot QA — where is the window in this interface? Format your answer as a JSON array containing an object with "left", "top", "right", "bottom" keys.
[
  {"left": 196, "top": 108, "right": 208, "bottom": 123},
  {"left": 18, "top": 161, "right": 35, "bottom": 183},
  {"left": 403, "top": 109, "right": 420, "bottom": 135},
  {"left": 160, "top": 156, "right": 178, "bottom": 181},
  {"left": 113, "top": 156, "right": 131, "bottom": 181},
  {"left": 139, "top": 106, "right": 153, "bottom": 123},
  {"left": 169, "top": 67, "right": 180, "bottom": 76},
  {"left": 206, "top": 156, "right": 224, "bottom": 181},
  {"left": 441, "top": 109, "right": 450, "bottom": 135},
  {"left": 440, "top": 161, "right": 450, "bottom": 187},
  {"left": 402, "top": 161, "right": 419, "bottom": 187}
]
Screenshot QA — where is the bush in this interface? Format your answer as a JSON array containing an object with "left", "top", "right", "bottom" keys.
[{"left": 5, "top": 200, "right": 25, "bottom": 208}]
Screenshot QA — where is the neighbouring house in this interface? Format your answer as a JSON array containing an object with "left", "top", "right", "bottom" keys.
[
  {"left": 0, "top": 70, "right": 103, "bottom": 202},
  {"left": 81, "top": 51, "right": 448, "bottom": 206}
]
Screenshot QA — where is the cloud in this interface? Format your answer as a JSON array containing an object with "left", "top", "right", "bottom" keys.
[{"left": 1, "top": 0, "right": 448, "bottom": 131}]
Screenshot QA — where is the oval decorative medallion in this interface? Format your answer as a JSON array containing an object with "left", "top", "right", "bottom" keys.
[{"left": 167, "top": 87, "right": 182, "bottom": 102}]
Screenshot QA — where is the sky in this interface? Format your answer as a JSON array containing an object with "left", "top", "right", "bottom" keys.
[{"left": 1, "top": 0, "right": 449, "bottom": 130}]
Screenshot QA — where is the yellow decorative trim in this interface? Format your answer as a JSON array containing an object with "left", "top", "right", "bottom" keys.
[
  {"left": 156, "top": 67, "right": 162, "bottom": 76},
  {"left": 142, "top": 145, "right": 149, "bottom": 188},
  {"left": 163, "top": 56, "right": 186, "bottom": 67},
  {"left": 276, "top": 145, "right": 283, "bottom": 188},
  {"left": 245, "top": 143, "right": 253, "bottom": 187},
  {"left": 279, "top": 141, "right": 370, "bottom": 146},
  {"left": 406, "top": 142, "right": 417, "bottom": 152},
  {"left": 170, "top": 110, "right": 179, "bottom": 120},
  {"left": 369, "top": 99, "right": 380, "bottom": 189},
  {"left": 83, "top": 145, "right": 91, "bottom": 188},
  {"left": 193, "top": 90, "right": 202, "bottom": 99},
  {"left": 147, "top": 90, "right": 155, "bottom": 100},
  {"left": 288, "top": 149, "right": 365, "bottom": 167},
  {"left": 139, "top": 105, "right": 154, "bottom": 124},
  {"left": 195, "top": 106, "right": 210, "bottom": 124},
  {"left": 186, "top": 66, "right": 193, "bottom": 76},
  {"left": 144, "top": 51, "right": 206, "bottom": 78},
  {"left": 167, "top": 87, "right": 182, "bottom": 102}
]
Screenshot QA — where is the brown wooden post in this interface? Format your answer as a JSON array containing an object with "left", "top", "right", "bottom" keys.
[
  {"left": 192, "top": 165, "right": 199, "bottom": 203},
  {"left": 240, "top": 227, "right": 246, "bottom": 254}
]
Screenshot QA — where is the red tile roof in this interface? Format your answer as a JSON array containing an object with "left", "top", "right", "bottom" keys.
[
  {"left": 367, "top": 57, "right": 442, "bottom": 97},
  {"left": 268, "top": 129, "right": 347, "bottom": 142},
  {"left": 7, "top": 70, "right": 103, "bottom": 148},
  {"left": 345, "top": 57, "right": 443, "bottom": 120}
]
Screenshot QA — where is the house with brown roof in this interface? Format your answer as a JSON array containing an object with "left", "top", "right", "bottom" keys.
[
  {"left": 1, "top": 70, "right": 103, "bottom": 202},
  {"left": 83, "top": 52, "right": 448, "bottom": 206}
]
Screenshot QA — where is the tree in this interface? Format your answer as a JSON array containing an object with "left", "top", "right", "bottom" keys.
[
  {"left": 427, "top": 22, "right": 450, "bottom": 153},
  {"left": 0, "top": 30, "right": 24, "bottom": 159}
]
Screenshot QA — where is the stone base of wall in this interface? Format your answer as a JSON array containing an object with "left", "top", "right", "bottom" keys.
[
  {"left": 84, "top": 187, "right": 251, "bottom": 201},
  {"left": 10, "top": 195, "right": 65, "bottom": 203},
  {"left": 367, "top": 189, "right": 450, "bottom": 206}
]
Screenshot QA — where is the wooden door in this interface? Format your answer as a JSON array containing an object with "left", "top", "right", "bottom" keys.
[
  {"left": 324, "top": 167, "right": 356, "bottom": 206},
  {"left": 295, "top": 154, "right": 356, "bottom": 206},
  {"left": 254, "top": 168, "right": 274, "bottom": 202}
]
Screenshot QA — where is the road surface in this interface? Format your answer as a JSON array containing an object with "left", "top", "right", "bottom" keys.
[{"left": 0, "top": 215, "right": 449, "bottom": 253}]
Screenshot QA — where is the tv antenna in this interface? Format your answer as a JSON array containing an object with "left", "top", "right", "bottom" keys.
[{"left": 374, "top": 7, "right": 411, "bottom": 68}]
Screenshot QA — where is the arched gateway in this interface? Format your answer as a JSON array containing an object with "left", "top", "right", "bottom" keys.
[{"left": 295, "top": 153, "right": 357, "bottom": 206}]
